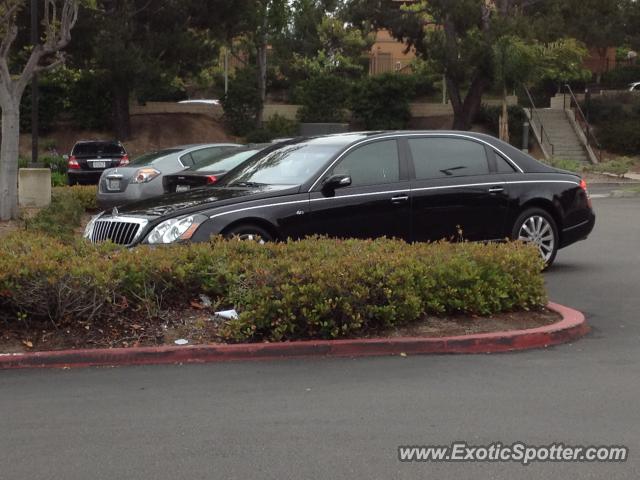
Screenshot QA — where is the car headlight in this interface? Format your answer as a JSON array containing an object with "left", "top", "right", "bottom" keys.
[
  {"left": 131, "top": 168, "right": 161, "bottom": 184},
  {"left": 146, "top": 215, "right": 204, "bottom": 244},
  {"left": 83, "top": 213, "right": 103, "bottom": 239}
]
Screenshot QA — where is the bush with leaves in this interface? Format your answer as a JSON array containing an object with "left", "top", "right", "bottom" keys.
[
  {"left": 245, "top": 114, "right": 299, "bottom": 143},
  {"left": 548, "top": 158, "right": 583, "bottom": 174},
  {"left": 601, "top": 65, "right": 640, "bottom": 89},
  {"left": 295, "top": 74, "right": 351, "bottom": 123},
  {"left": 585, "top": 157, "right": 637, "bottom": 177},
  {"left": 349, "top": 74, "right": 417, "bottom": 130},
  {"left": 221, "top": 68, "right": 262, "bottom": 136},
  {"left": 0, "top": 234, "right": 547, "bottom": 342}
]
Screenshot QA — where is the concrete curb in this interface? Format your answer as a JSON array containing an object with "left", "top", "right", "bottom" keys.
[{"left": 0, "top": 302, "right": 588, "bottom": 370}]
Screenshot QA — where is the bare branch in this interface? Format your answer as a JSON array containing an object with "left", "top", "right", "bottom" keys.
[{"left": 15, "top": 0, "right": 79, "bottom": 96}]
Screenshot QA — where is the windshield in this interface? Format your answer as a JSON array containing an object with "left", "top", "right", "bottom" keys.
[
  {"left": 129, "top": 149, "right": 181, "bottom": 167},
  {"left": 72, "top": 142, "right": 124, "bottom": 156},
  {"left": 193, "top": 149, "right": 264, "bottom": 172},
  {"left": 219, "top": 143, "right": 342, "bottom": 187}
]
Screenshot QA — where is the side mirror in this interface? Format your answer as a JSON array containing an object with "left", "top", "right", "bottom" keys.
[{"left": 322, "top": 174, "right": 351, "bottom": 192}]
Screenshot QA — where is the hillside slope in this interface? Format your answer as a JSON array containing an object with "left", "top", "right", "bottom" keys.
[{"left": 20, "top": 113, "right": 238, "bottom": 158}]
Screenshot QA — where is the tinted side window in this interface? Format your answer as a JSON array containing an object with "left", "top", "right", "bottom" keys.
[
  {"left": 180, "top": 153, "right": 195, "bottom": 166},
  {"left": 190, "top": 147, "right": 226, "bottom": 165},
  {"left": 332, "top": 140, "right": 400, "bottom": 187},
  {"left": 408, "top": 138, "right": 489, "bottom": 179},
  {"left": 495, "top": 152, "right": 516, "bottom": 173}
]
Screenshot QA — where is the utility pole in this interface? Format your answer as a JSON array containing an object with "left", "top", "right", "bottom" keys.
[{"left": 30, "top": 0, "right": 39, "bottom": 165}]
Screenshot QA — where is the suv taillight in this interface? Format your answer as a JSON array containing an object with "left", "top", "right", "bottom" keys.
[
  {"left": 580, "top": 179, "right": 592, "bottom": 208},
  {"left": 68, "top": 155, "right": 80, "bottom": 169},
  {"left": 118, "top": 154, "right": 129, "bottom": 166}
]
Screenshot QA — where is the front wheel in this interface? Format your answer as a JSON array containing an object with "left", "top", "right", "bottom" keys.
[
  {"left": 223, "top": 224, "right": 273, "bottom": 244},
  {"left": 511, "top": 208, "right": 559, "bottom": 267}
]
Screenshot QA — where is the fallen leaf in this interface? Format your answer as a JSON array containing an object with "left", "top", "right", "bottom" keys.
[
  {"left": 399, "top": 352, "right": 407, "bottom": 357},
  {"left": 22, "top": 340, "right": 33, "bottom": 348}
]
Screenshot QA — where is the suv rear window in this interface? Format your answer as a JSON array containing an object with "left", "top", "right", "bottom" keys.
[{"left": 72, "top": 142, "right": 125, "bottom": 156}]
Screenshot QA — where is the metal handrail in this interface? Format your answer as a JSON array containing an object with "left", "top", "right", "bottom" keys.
[
  {"left": 522, "top": 85, "right": 555, "bottom": 158},
  {"left": 563, "top": 84, "right": 602, "bottom": 162}
]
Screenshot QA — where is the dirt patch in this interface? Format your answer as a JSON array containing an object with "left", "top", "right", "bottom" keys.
[
  {"left": 0, "top": 307, "right": 560, "bottom": 353},
  {"left": 20, "top": 113, "right": 238, "bottom": 159},
  {"left": 371, "top": 309, "right": 559, "bottom": 338}
]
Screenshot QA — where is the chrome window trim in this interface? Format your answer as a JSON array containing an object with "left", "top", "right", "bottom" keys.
[
  {"left": 206, "top": 179, "right": 579, "bottom": 220},
  {"left": 307, "top": 133, "right": 524, "bottom": 192}
]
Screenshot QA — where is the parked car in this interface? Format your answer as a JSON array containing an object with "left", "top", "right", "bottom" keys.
[
  {"left": 96, "top": 143, "right": 241, "bottom": 208},
  {"left": 85, "top": 131, "right": 595, "bottom": 266},
  {"left": 67, "top": 141, "right": 128, "bottom": 185},
  {"left": 163, "top": 144, "right": 271, "bottom": 193},
  {"left": 629, "top": 82, "right": 640, "bottom": 92}
]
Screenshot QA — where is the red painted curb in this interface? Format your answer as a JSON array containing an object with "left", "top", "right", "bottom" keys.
[{"left": 0, "top": 302, "right": 588, "bottom": 370}]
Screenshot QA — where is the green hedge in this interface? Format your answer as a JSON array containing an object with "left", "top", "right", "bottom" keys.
[{"left": 0, "top": 234, "right": 547, "bottom": 342}]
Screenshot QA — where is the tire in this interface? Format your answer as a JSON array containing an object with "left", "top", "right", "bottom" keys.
[
  {"left": 68, "top": 176, "right": 78, "bottom": 186},
  {"left": 223, "top": 224, "right": 273, "bottom": 243},
  {"left": 511, "top": 208, "right": 559, "bottom": 268}
]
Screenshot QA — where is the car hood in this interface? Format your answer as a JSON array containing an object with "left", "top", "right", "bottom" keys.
[{"left": 114, "top": 184, "right": 298, "bottom": 217}]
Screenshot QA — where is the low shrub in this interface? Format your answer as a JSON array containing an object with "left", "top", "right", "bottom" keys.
[
  {"left": 245, "top": 114, "right": 299, "bottom": 143},
  {"left": 295, "top": 74, "right": 351, "bottom": 123},
  {"left": 24, "top": 186, "right": 98, "bottom": 240},
  {"left": 597, "top": 120, "right": 640, "bottom": 155},
  {"left": 0, "top": 235, "right": 547, "bottom": 342},
  {"left": 350, "top": 73, "right": 416, "bottom": 130},
  {"left": 52, "top": 185, "right": 99, "bottom": 211},
  {"left": 51, "top": 172, "right": 68, "bottom": 187},
  {"left": 585, "top": 157, "right": 637, "bottom": 177},
  {"left": 549, "top": 158, "right": 583, "bottom": 173},
  {"left": 24, "top": 195, "right": 84, "bottom": 240}
]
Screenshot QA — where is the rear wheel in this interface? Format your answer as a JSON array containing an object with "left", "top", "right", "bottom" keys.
[
  {"left": 68, "top": 176, "right": 78, "bottom": 186},
  {"left": 512, "top": 208, "right": 559, "bottom": 267},
  {"left": 223, "top": 224, "right": 273, "bottom": 243}
]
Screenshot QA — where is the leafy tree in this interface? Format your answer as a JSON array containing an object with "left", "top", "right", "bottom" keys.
[
  {"left": 67, "top": 0, "right": 250, "bottom": 139},
  {"left": 346, "top": 0, "right": 595, "bottom": 130},
  {"left": 0, "top": 0, "right": 88, "bottom": 220}
]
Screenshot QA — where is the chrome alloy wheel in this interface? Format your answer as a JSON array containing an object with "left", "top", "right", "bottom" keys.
[
  {"left": 236, "top": 233, "right": 266, "bottom": 244},
  {"left": 518, "top": 215, "right": 555, "bottom": 263}
]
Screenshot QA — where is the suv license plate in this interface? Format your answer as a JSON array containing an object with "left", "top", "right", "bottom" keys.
[
  {"left": 176, "top": 185, "right": 190, "bottom": 193},
  {"left": 107, "top": 179, "right": 121, "bottom": 191},
  {"left": 92, "top": 161, "right": 106, "bottom": 169}
]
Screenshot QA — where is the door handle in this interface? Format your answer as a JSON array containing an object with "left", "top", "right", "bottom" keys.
[
  {"left": 391, "top": 194, "right": 409, "bottom": 204},
  {"left": 488, "top": 186, "right": 504, "bottom": 193}
]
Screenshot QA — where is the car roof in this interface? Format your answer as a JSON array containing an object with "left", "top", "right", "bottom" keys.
[{"left": 175, "top": 143, "right": 241, "bottom": 152}]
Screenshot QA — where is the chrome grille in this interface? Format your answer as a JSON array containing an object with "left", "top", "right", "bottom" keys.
[{"left": 91, "top": 218, "right": 146, "bottom": 245}]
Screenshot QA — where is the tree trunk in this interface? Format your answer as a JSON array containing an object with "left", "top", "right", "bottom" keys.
[
  {"left": 0, "top": 106, "right": 21, "bottom": 221},
  {"left": 256, "top": 11, "right": 268, "bottom": 128},
  {"left": 112, "top": 85, "right": 131, "bottom": 140},
  {"left": 499, "top": 86, "right": 510, "bottom": 142},
  {"left": 447, "top": 74, "right": 489, "bottom": 131}
]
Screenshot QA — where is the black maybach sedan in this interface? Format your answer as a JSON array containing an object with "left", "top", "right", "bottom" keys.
[{"left": 84, "top": 131, "right": 595, "bottom": 266}]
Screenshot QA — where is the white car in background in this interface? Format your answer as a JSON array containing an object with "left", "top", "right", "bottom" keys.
[{"left": 96, "top": 143, "right": 241, "bottom": 209}]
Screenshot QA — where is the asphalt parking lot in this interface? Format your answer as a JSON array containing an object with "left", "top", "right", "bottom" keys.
[{"left": 1, "top": 196, "right": 638, "bottom": 480}]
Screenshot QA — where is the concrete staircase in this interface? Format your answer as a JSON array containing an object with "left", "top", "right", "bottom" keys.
[{"left": 535, "top": 109, "right": 589, "bottom": 163}]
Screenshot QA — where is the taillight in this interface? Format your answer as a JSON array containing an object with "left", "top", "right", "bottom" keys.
[
  {"left": 580, "top": 178, "right": 592, "bottom": 208},
  {"left": 68, "top": 155, "right": 80, "bottom": 169},
  {"left": 118, "top": 154, "right": 129, "bottom": 166},
  {"left": 206, "top": 175, "right": 218, "bottom": 185}
]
